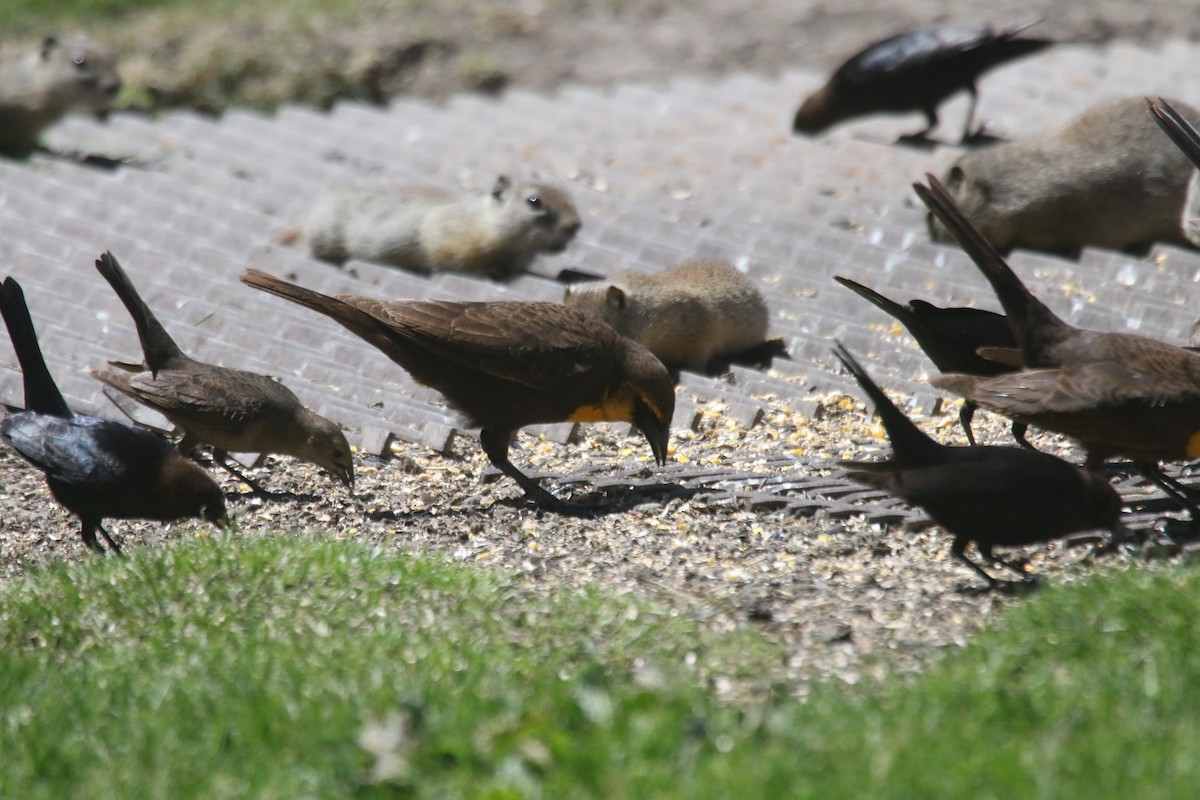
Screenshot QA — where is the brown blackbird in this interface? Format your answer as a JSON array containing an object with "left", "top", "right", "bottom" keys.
[
  {"left": 834, "top": 275, "right": 1022, "bottom": 445},
  {"left": 239, "top": 268, "right": 675, "bottom": 514},
  {"left": 833, "top": 342, "right": 1124, "bottom": 588},
  {"left": 0, "top": 277, "right": 227, "bottom": 554},
  {"left": 916, "top": 175, "right": 1200, "bottom": 372},
  {"left": 1148, "top": 97, "right": 1200, "bottom": 172},
  {"left": 916, "top": 174, "right": 1200, "bottom": 518},
  {"left": 90, "top": 252, "right": 353, "bottom": 491},
  {"left": 792, "top": 21, "right": 1052, "bottom": 145}
]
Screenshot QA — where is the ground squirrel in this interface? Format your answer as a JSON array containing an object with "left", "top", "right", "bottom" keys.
[
  {"left": 279, "top": 175, "right": 582, "bottom": 280},
  {"left": 929, "top": 96, "right": 1200, "bottom": 256},
  {"left": 0, "top": 34, "right": 122, "bottom": 158},
  {"left": 562, "top": 258, "right": 771, "bottom": 373}
]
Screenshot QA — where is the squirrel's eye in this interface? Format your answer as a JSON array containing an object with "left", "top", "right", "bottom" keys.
[
  {"left": 526, "top": 194, "right": 543, "bottom": 210},
  {"left": 72, "top": 55, "right": 88, "bottom": 69}
]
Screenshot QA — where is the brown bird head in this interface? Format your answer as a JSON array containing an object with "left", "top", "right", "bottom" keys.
[
  {"left": 632, "top": 389, "right": 672, "bottom": 467},
  {"left": 155, "top": 451, "right": 229, "bottom": 528},
  {"left": 185, "top": 465, "right": 230, "bottom": 529},
  {"left": 205, "top": 501, "right": 231, "bottom": 529},
  {"left": 295, "top": 409, "right": 356, "bottom": 491},
  {"left": 1081, "top": 468, "right": 1125, "bottom": 535},
  {"left": 615, "top": 343, "right": 674, "bottom": 467},
  {"left": 792, "top": 84, "right": 838, "bottom": 134},
  {"left": 566, "top": 340, "right": 674, "bottom": 465}
]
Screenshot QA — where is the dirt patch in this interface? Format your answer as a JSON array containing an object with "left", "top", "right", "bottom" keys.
[{"left": 8, "top": 1, "right": 1199, "bottom": 113}]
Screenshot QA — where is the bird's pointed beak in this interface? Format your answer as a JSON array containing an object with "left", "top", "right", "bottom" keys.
[
  {"left": 335, "top": 465, "right": 355, "bottom": 495},
  {"left": 633, "top": 400, "right": 670, "bottom": 467}
]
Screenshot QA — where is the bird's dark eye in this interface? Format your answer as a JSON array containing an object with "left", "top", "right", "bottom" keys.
[{"left": 526, "top": 194, "right": 543, "bottom": 211}]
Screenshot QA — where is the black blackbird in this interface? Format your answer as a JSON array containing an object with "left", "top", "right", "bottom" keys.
[
  {"left": 834, "top": 275, "right": 1020, "bottom": 445},
  {"left": 833, "top": 342, "right": 1124, "bottom": 588},
  {"left": 0, "top": 277, "right": 227, "bottom": 554},
  {"left": 792, "top": 21, "right": 1052, "bottom": 145},
  {"left": 916, "top": 174, "right": 1200, "bottom": 518},
  {"left": 90, "top": 252, "right": 353, "bottom": 491},
  {"left": 239, "top": 268, "right": 675, "bottom": 514},
  {"left": 1148, "top": 97, "right": 1200, "bottom": 172}
]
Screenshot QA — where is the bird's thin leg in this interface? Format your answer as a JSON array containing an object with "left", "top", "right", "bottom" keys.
[
  {"left": 1011, "top": 421, "right": 1034, "bottom": 450},
  {"left": 897, "top": 108, "right": 940, "bottom": 147},
  {"left": 96, "top": 523, "right": 123, "bottom": 556},
  {"left": 959, "top": 84, "right": 980, "bottom": 142},
  {"left": 79, "top": 521, "right": 104, "bottom": 553},
  {"left": 177, "top": 433, "right": 260, "bottom": 490},
  {"left": 211, "top": 448, "right": 268, "bottom": 495},
  {"left": 959, "top": 401, "right": 978, "bottom": 446},
  {"left": 952, "top": 538, "right": 1000, "bottom": 588},
  {"left": 1136, "top": 462, "right": 1200, "bottom": 526},
  {"left": 978, "top": 541, "right": 1032, "bottom": 581},
  {"left": 480, "top": 429, "right": 593, "bottom": 516}
]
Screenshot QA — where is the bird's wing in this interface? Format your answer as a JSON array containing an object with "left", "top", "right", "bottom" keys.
[
  {"left": 1, "top": 412, "right": 159, "bottom": 486},
  {"left": 940, "top": 361, "right": 1200, "bottom": 414},
  {"left": 841, "top": 24, "right": 995, "bottom": 83},
  {"left": 93, "top": 366, "right": 294, "bottom": 426},
  {"left": 349, "top": 299, "right": 620, "bottom": 391}
]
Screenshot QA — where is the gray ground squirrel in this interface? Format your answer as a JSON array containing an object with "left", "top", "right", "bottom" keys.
[
  {"left": 929, "top": 96, "right": 1200, "bottom": 256},
  {"left": 1184, "top": 172, "right": 1200, "bottom": 249},
  {"left": 0, "top": 34, "right": 122, "bottom": 158},
  {"left": 562, "top": 258, "right": 771, "bottom": 373},
  {"left": 278, "top": 175, "right": 582, "bottom": 280}
]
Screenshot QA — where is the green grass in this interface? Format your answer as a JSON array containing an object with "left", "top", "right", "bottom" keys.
[
  {"left": 2, "top": 0, "right": 408, "bottom": 30},
  {"left": 0, "top": 534, "right": 784, "bottom": 798},
  {"left": 0, "top": 0, "right": 495, "bottom": 112},
  {"left": 1, "top": 536, "right": 1199, "bottom": 798},
  {"left": 1, "top": 0, "right": 665, "bottom": 113}
]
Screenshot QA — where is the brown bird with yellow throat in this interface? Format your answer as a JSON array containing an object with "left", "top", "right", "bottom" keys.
[{"left": 240, "top": 268, "right": 675, "bottom": 514}]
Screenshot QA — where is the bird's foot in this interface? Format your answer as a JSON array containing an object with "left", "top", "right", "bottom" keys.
[
  {"left": 958, "top": 576, "right": 1038, "bottom": 596},
  {"left": 893, "top": 131, "right": 942, "bottom": 150},
  {"left": 517, "top": 487, "right": 602, "bottom": 517},
  {"left": 959, "top": 125, "right": 1007, "bottom": 147}
]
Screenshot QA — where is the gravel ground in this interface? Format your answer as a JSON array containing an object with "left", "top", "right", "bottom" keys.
[{"left": 0, "top": 374, "right": 1153, "bottom": 695}]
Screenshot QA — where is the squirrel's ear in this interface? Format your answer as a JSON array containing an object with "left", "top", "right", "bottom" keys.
[
  {"left": 492, "top": 175, "right": 512, "bottom": 200},
  {"left": 945, "top": 165, "right": 966, "bottom": 190},
  {"left": 40, "top": 36, "right": 59, "bottom": 60},
  {"left": 605, "top": 285, "right": 628, "bottom": 310}
]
